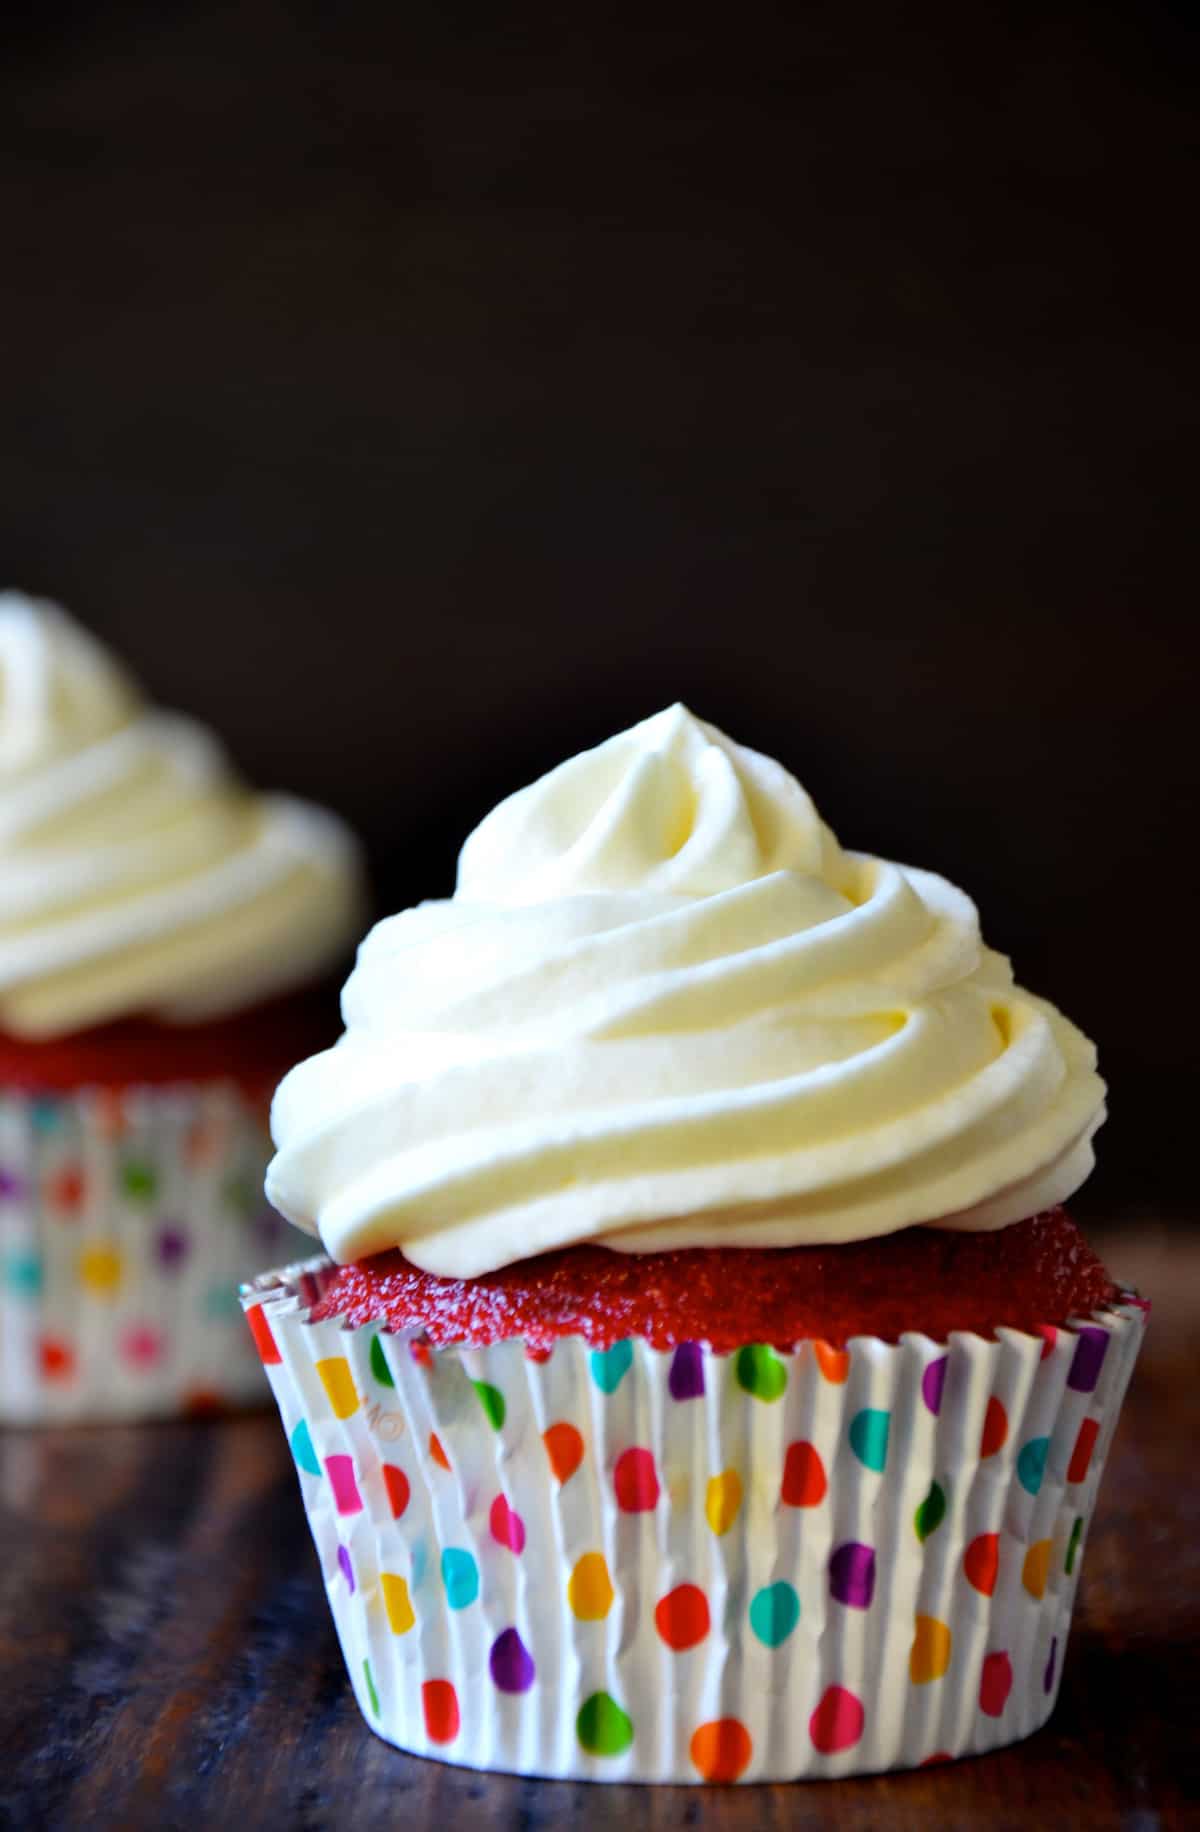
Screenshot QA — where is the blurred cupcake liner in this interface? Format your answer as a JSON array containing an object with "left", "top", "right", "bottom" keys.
[
  {"left": 0, "top": 1082, "right": 310, "bottom": 1424},
  {"left": 242, "top": 1255, "right": 1145, "bottom": 1783}
]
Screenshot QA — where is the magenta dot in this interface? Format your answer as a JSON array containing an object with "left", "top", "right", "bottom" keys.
[
  {"left": 489, "top": 1627, "right": 535, "bottom": 1693},
  {"left": 489, "top": 1494, "right": 526, "bottom": 1554},
  {"left": 1067, "top": 1326, "right": 1109, "bottom": 1393},
  {"left": 668, "top": 1341, "right": 705, "bottom": 1400},
  {"left": 921, "top": 1355, "right": 948, "bottom": 1415},
  {"left": 337, "top": 1545, "right": 355, "bottom": 1593},
  {"left": 121, "top": 1326, "right": 163, "bottom": 1368},
  {"left": 0, "top": 1168, "right": 28, "bottom": 1201},
  {"left": 829, "top": 1541, "right": 876, "bottom": 1609}
]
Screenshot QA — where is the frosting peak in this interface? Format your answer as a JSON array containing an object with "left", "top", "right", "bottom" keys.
[{"left": 267, "top": 708, "right": 1105, "bottom": 1277}]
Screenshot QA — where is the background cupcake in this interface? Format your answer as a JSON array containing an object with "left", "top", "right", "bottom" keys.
[
  {"left": 0, "top": 591, "right": 365, "bottom": 1422},
  {"left": 244, "top": 706, "right": 1143, "bottom": 1782}
]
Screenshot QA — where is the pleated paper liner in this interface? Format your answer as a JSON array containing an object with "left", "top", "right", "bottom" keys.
[
  {"left": 0, "top": 1082, "right": 311, "bottom": 1424},
  {"left": 243, "top": 1254, "right": 1145, "bottom": 1783}
]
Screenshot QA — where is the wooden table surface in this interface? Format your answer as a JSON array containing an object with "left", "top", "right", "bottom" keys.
[{"left": 2, "top": 1221, "right": 1196, "bottom": 1831}]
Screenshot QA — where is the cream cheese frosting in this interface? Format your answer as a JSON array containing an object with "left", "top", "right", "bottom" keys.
[
  {"left": 0, "top": 592, "right": 365, "bottom": 1037},
  {"left": 266, "top": 704, "right": 1105, "bottom": 1275}
]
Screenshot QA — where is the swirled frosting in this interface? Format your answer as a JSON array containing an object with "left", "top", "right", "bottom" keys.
[
  {"left": 267, "top": 704, "right": 1105, "bottom": 1275},
  {"left": 0, "top": 592, "right": 364, "bottom": 1037}
]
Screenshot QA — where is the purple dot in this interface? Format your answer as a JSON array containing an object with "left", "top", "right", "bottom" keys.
[
  {"left": 921, "top": 1355, "right": 948, "bottom": 1415},
  {"left": 157, "top": 1226, "right": 190, "bottom": 1269},
  {"left": 337, "top": 1545, "right": 355, "bottom": 1593},
  {"left": 1043, "top": 1636, "right": 1058, "bottom": 1695},
  {"left": 489, "top": 1627, "right": 535, "bottom": 1693},
  {"left": 1067, "top": 1326, "right": 1109, "bottom": 1393},
  {"left": 829, "top": 1541, "right": 876, "bottom": 1609},
  {"left": 668, "top": 1341, "right": 705, "bottom": 1401},
  {"left": 0, "top": 1168, "right": 28, "bottom": 1202}
]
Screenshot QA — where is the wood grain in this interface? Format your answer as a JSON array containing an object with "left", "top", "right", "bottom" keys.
[{"left": 1, "top": 1222, "right": 1196, "bottom": 1830}]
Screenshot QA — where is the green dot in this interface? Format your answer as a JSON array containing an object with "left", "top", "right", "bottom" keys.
[
  {"left": 369, "top": 1335, "right": 395, "bottom": 1388},
  {"left": 914, "top": 1479, "right": 946, "bottom": 1542},
  {"left": 3, "top": 1250, "right": 43, "bottom": 1297},
  {"left": 472, "top": 1379, "right": 505, "bottom": 1430},
  {"left": 749, "top": 1580, "right": 800, "bottom": 1647},
  {"left": 735, "top": 1343, "right": 787, "bottom": 1402},
  {"left": 1065, "top": 1515, "right": 1084, "bottom": 1575},
  {"left": 849, "top": 1407, "right": 891, "bottom": 1472},
  {"left": 363, "top": 1658, "right": 380, "bottom": 1716},
  {"left": 121, "top": 1160, "right": 158, "bottom": 1202},
  {"left": 577, "top": 1690, "right": 634, "bottom": 1757}
]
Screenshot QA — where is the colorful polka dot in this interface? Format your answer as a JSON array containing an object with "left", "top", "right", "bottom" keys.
[
  {"left": 0, "top": 1167, "right": 27, "bottom": 1201},
  {"left": 362, "top": 1658, "right": 379, "bottom": 1716},
  {"left": 543, "top": 1421, "right": 584, "bottom": 1484},
  {"left": 568, "top": 1552, "right": 614, "bottom": 1620},
  {"left": 655, "top": 1583, "right": 710, "bottom": 1651},
  {"left": 705, "top": 1469, "right": 743, "bottom": 1536},
  {"left": 1022, "top": 1539, "right": 1053, "bottom": 1599},
  {"left": 472, "top": 1379, "right": 506, "bottom": 1430},
  {"left": 613, "top": 1446, "right": 659, "bottom": 1513},
  {"left": 48, "top": 1166, "right": 85, "bottom": 1211},
  {"left": 589, "top": 1340, "right": 633, "bottom": 1394},
  {"left": 749, "top": 1581, "right": 800, "bottom": 1648},
  {"left": 979, "top": 1397, "right": 1008, "bottom": 1458},
  {"left": 809, "top": 1685, "right": 865, "bottom": 1754},
  {"left": 290, "top": 1419, "right": 321, "bottom": 1476},
  {"left": 325, "top": 1454, "right": 364, "bottom": 1516},
  {"left": 668, "top": 1341, "right": 705, "bottom": 1400},
  {"left": 813, "top": 1339, "right": 850, "bottom": 1383},
  {"left": 39, "top": 1336, "right": 74, "bottom": 1381},
  {"left": 1068, "top": 1417, "right": 1099, "bottom": 1484},
  {"left": 369, "top": 1335, "right": 395, "bottom": 1388},
  {"left": 921, "top": 1355, "right": 949, "bottom": 1415},
  {"left": 120, "top": 1326, "right": 163, "bottom": 1369},
  {"left": 1017, "top": 1436, "right": 1050, "bottom": 1495},
  {"left": 690, "top": 1717, "right": 753, "bottom": 1782},
  {"left": 120, "top": 1160, "right": 158, "bottom": 1202},
  {"left": 337, "top": 1546, "right": 355, "bottom": 1592},
  {"left": 489, "top": 1627, "right": 535, "bottom": 1693},
  {"left": 1067, "top": 1326, "right": 1109, "bottom": 1393},
  {"left": 79, "top": 1245, "right": 122, "bottom": 1293},
  {"left": 31, "top": 1098, "right": 61, "bottom": 1132},
  {"left": 914, "top": 1480, "right": 946, "bottom": 1542},
  {"left": 1066, "top": 1515, "right": 1084, "bottom": 1575},
  {"left": 979, "top": 1651, "right": 1013, "bottom": 1717},
  {"left": 489, "top": 1494, "right": 526, "bottom": 1554},
  {"left": 964, "top": 1533, "right": 1000, "bottom": 1596},
  {"left": 849, "top": 1408, "right": 890, "bottom": 1473},
  {"left": 315, "top": 1357, "right": 359, "bottom": 1419},
  {"left": 735, "top": 1343, "right": 787, "bottom": 1401},
  {"left": 781, "top": 1440, "right": 827, "bottom": 1508},
  {"left": 441, "top": 1547, "right": 480, "bottom": 1610},
  {"left": 422, "top": 1678, "right": 460, "bottom": 1743},
  {"left": 156, "top": 1225, "right": 189, "bottom": 1269},
  {"left": 246, "top": 1305, "right": 281, "bottom": 1365},
  {"left": 382, "top": 1464, "right": 410, "bottom": 1518},
  {"left": 428, "top": 1432, "right": 451, "bottom": 1471},
  {"left": 829, "top": 1542, "right": 876, "bottom": 1609},
  {"left": 3, "top": 1250, "right": 42, "bottom": 1296},
  {"left": 577, "top": 1691, "right": 634, "bottom": 1757},
  {"left": 909, "top": 1614, "right": 953, "bottom": 1683},
  {"left": 381, "top": 1572, "right": 415, "bottom": 1634}
]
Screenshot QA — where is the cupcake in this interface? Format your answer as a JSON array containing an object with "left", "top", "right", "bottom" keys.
[
  {"left": 244, "top": 705, "right": 1144, "bottom": 1782},
  {"left": 0, "top": 592, "right": 365, "bottom": 1422}
]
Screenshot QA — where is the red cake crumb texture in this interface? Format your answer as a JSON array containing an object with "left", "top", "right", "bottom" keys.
[
  {"left": 311, "top": 1207, "right": 1119, "bottom": 1351},
  {"left": 0, "top": 986, "right": 341, "bottom": 1095}
]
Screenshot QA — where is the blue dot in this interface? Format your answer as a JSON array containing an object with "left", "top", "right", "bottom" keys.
[
  {"left": 589, "top": 1340, "right": 633, "bottom": 1394},
  {"left": 441, "top": 1547, "right": 480, "bottom": 1610},
  {"left": 1017, "top": 1437, "right": 1050, "bottom": 1495},
  {"left": 290, "top": 1419, "right": 322, "bottom": 1476},
  {"left": 749, "top": 1581, "right": 801, "bottom": 1647},
  {"left": 849, "top": 1408, "right": 891, "bottom": 1472}
]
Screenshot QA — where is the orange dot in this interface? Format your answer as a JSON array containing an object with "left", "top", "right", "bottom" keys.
[
  {"left": 245, "top": 1304, "right": 281, "bottom": 1365},
  {"left": 382, "top": 1464, "right": 411, "bottom": 1518},
  {"left": 48, "top": 1165, "right": 86, "bottom": 1211},
  {"left": 909, "top": 1614, "right": 953, "bottom": 1683},
  {"left": 1068, "top": 1417, "right": 1099, "bottom": 1485},
  {"left": 963, "top": 1532, "right": 1000, "bottom": 1596},
  {"left": 979, "top": 1396, "right": 1008, "bottom": 1458},
  {"left": 1022, "top": 1539, "right": 1053, "bottom": 1599},
  {"left": 39, "top": 1336, "right": 75, "bottom": 1381},
  {"left": 813, "top": 1339, "right": 850, "bottom": 1383},
  {"left": 655, "top": 1582, "right": 710, "bottom": 1651},
  {"left": 781, "top": 1440, "right": 827, "bottom": 1508},
  {"left": 689, "top": 1717, "right": 752, "bottom": 1783},
  {"left": 543, "top": 1420, "right": 584, "bottom": 1484},
  {"left": 422, "top": 1678, "right": 460, "bottom": 1743},
  {"left": 429, "top": 1432, "right": 451, "bottom": 1471}
]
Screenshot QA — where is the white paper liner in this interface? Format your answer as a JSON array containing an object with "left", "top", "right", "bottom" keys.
[
  {"left": 0, "top": 1082, "right": 311, "bottom": 1424},
  {"left": 243, "top": 1255, "right": 1145, "bottom": 1783}
]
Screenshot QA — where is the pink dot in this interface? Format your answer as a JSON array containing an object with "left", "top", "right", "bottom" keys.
[
  {"left": 613, "top": 1447, "right": 659, "bottom": 1513},
  {"left": 489, "top": 1493, "right": 526, "bottom": 1554},
  {"left": 325, "top": 1453, "right": 364, "bottom": 1516},
  {"left": 809, "top": 1684, "right": 865, "bottom": 1754},
  {"left": 121, "top": 1325, "right": 163, "bottom": 1368}
]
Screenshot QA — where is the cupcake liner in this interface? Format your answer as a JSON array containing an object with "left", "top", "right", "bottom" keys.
[
  {"left": 242, "top": 1255, "right": 1145, "bottom": 1783},
  {"left": 0, "top": 1082, "right": 311, "bottom": 1424}
]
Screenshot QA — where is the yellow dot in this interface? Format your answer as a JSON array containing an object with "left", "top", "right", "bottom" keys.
[
  {"left": 1022, "top": 1538, "right": 1053, "bottom": 1599},
  {"left": 315, "top": 1356, "right": 359, "bottom": 1419},
  {"left": 567, "top": 1551, "right": 614, "bottom": 1620},
  {"left": 79, "top": 1245, "right": 122, "bottom": 1293},
  {"left": 705, "top": 1469, "right": 743, "bottom": 1536},
  {"left": 909, "top": 1613, "right": 953, "bottom": 1684},
  {"left": 380, "top": 1572, "right": 415, "bottom": 1634}
]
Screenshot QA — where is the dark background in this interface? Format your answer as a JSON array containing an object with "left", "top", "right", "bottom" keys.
[{"left": 1, "top": 3, "right": 1195, "bottom": 1212}]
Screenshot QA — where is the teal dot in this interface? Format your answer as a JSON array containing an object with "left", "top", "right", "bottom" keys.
[
  {"left": 914, "top": 1480, "right": 947, "bottom": 1542},
  {"left": 204, "top": 1283, "right": 237, "bottom": 1320},
  {"left": 290, "top": 1419, "right": 322, "bottom": 1476},
  {"left": 31, "top": 1098, "right": 62, "bottom": 1133},
  {"left": 849, "top": 1408, "right": 891, "bottom": 1472},
  {"left": 3, "top": 1250, "right": 43, "bottom": 1297},
  {"left": 472, "top": 1379, "right": 506, "bottom": 1430},
  {"left": 1017, "top": 1436, "right": 1050, "bottom": 1495},
  {"left": 441, "top": 1547, "right": 479, "bottom": 1610},
  {"left": 735, "top": 1343, "right": 788, "bottom": 1402},
  {"left": 363, "top": 1658, "right": 380, "bottom": 1716},
  {"left": 577, "top": 1690, "right": 634, "bottom": 1756},
  {"left": 121, "top": 1160, "right": 158, "bottom": 1202},
  {"left": 369, "top": 1335, "right": 395, "bottom": 1388},
  {"left": 589, "top": 1340, "right": 633, "bottom": 1394},
  {"left": 749, "top": 1580, "right": 801, "bottom": 1647},
  {"left": 1065, "top": 1516, "right": 1084, "bottom": 1575}
]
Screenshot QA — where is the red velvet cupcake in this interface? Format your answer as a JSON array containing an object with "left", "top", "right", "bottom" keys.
[
  {"left": 245, "top": 706, "right": 1144, "bottom": 1782},
  {"left": 0, "top": 593, "right": 365, "bottom": 1421}
]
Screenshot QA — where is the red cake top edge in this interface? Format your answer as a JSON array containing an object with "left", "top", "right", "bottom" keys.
[{"left": 308, "top": 1208, "right": 1121, "bottom": 1353}]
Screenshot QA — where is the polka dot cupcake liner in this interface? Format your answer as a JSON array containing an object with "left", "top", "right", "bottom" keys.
[
  {"left": 242, "top": 1256, "right": 1146, "bottom": 1783},
  {"left": 0, "top": 1083, "right": 311, "bottom": 1423}
]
